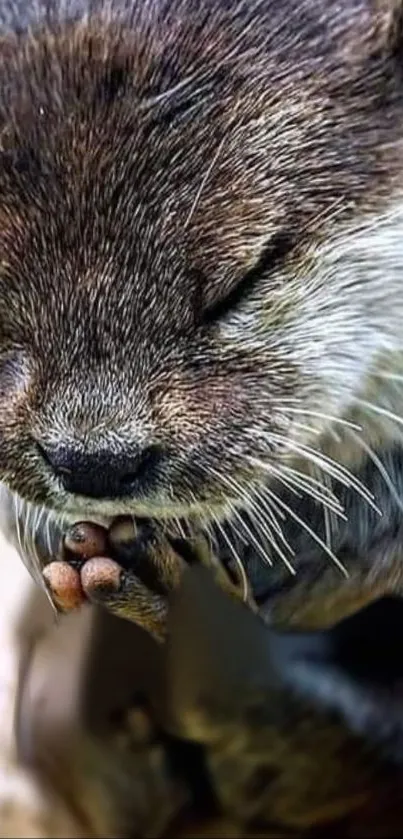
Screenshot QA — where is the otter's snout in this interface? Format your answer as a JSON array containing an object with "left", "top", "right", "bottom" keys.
[{"left": 36, "top": 442, "right": 163, "bottom": 500}]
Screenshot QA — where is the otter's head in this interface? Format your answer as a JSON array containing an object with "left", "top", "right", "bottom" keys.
[{"left": 0, "top": 0, "right": 402, "bottom": 526}]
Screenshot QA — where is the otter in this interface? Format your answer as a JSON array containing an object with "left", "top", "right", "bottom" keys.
[
  {"left": 1, "top": 0, "right": 403, "bottom": 625},
  {"left": 3, "top": 0, "right": 403, "bottom": 833}
]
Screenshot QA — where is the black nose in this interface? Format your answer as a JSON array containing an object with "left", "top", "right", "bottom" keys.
[{"left": 37, "top": 442, "right": 162, "bottom": 499}]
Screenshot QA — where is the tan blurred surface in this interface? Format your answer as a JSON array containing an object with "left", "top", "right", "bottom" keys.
[
  {"left": 0, "top": 521, "right": 166, "bottom": 838},
  {"left": 0, "top": 528, "right": 90, "bottom": 836}
]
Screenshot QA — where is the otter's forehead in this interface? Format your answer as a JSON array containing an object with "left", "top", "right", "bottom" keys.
[{"left": 0, "top": 0, "right": 402, "bottom": 346}]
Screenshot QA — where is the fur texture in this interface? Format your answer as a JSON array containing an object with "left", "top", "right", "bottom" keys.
[
  {"left": 3, "top": 1, "right": 403, "bottom": 834},
  {"left": 1, "top": 0, "right": 403, "bottom": 627},
  {"left": 0, "top": 0, "right": 402, "bottom": 530}
]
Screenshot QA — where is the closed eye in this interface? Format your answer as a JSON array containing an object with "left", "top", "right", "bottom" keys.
[{"left": 201, "top": 231, "right": 293, "bottom": 325}]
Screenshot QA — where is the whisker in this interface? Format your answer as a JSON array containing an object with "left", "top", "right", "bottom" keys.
[
  {"left": 209, "top": 510, "right": 249, "bottom": 601},
  {"left": 348, "top": 428, "right": 403, "bottom": 516},
  {"left": 283, "top": 407, "right": 362, "bottom": 432},
  {"left": 204, "top": 460, "right": 299, "bottom": 575},
  {"left": 354, "top": 397, "right": 403, "bottom": 431},
  {"left": 314, "top": 465, "right": 333, "bottom": 553},
  {"left": 26, "top": 505, "right": 47, "bottom": 589},
  {"left": 372, "top": 371, "right": 403, "bottom": 385},
  {"left": 11, "top": 494, "right": 57, "bottom": 612},
  {"left": 328, "top": 427, "right": 342, "bottom": 445},
  {"left": 249, "top": 487, "right": 296, "bottom": 575},
  {"left": 280, "top": 462, "right": 344, "bottom": 509},
  {"left": 22, "top": 503, "right": 44, "bottom": 588},
  {"left": 202, "top": 462, "right": 274, "bottom": 567},
  {"left": 264, "top": 431, "right": 380, "bottom": 514},
  {"left": 286, "top": 421, "right": 322, "bottom": 437},
  {"left": 261, "top": 484, "right": 349, "bottom": 578},
  {"left": 245, "top": 422, "right": 375, "bottom": 510},
  {"left": 44, "top": 511, "right": 53, "bottom": 558},
  {"left": 185, "top": 133, "right": 226, "bottom": 229},
  {"left": 198, "top": 514, "right": 216, "bottom": 556},
  {"left": 229, "top": 496, "right": 275, "bottom": 569},
  {"left": 20, "top": 500, "right": 33, "bottom": 571},
  {"left": 32, "top": 505, "right": 45, "bottom": 562},
  {"left": 13, "top": 494, "right": 23, "bottom": 556},
  {"left": 249, "top": 457, "right": 346, "bottom": 519},
  {"left": 173, "top": 516, "right": 187, "bottom": 540},
  {"left": 251, "top": 486, "right": 288, "bottom": 537}
]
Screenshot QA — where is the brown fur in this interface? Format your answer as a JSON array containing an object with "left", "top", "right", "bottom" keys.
[
  {"left": 3, "top": 0, "right": 403, "bottom": 836},
  {"left": 0, "top": 0, "right": 402, "bottom": 522}
]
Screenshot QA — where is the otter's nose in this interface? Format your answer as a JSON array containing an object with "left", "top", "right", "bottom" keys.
[{"left": 38, "top": 443, "right": 162, "bottom": 499}]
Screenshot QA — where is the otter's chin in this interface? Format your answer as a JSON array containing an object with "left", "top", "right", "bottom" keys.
[{"left": 58, "top": 494, "right": 232, "bottom": 525}]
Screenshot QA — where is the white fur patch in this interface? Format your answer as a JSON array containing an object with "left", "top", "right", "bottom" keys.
[{"left": 221, "top": 201, "right": 403, "bottom": 453}]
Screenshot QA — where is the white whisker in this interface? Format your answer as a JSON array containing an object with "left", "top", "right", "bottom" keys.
[
  {"left": 45, "top": 511, "right": 52, "bottom": 557},
  {"left": 209, "top": 510, "right": 249, "bottom": 601},
  {"left": 372, "top": 371, "right": 403, "bottom": 385},
  {"left": 284, "top": 407, "right": 362, "bottom": 432},
  {"left": 265, "top": 431, "right": 380, "bottom": 514},
  {"left": 173, "top": 516, "right": 187, "bottom": 539},
  {"left": 314, "top": 465, "right": 333, "bottom": 553},
  {"left": 250, "top": 487, "right": 296, "bottom": 574},
  {"left": 354, "top": 397, "right": 403, "bottom": 431},
  {"left": 204, "top": 460, "right": 298, "bottom": 574},
  {"left": 287, "top": 421, "right": 322, "bottom": 437},
  {"left": 203, "top": 462, "right": 274, "bottom": 567},
  {"left": 11, "top": 494, "right": 57, "bottom": 612},
  {"left": 185, "top": 133, "right": 226, "bottom": 229},
  {"left": 348, "top": 429, "right": 403, "bottom": 516},
  {"left": 280, "top": 463, "right": 343, "bottom": 509},
  {"left": 261, "top": 485, "right": 349, "bottom": 578},
  {"left": 249, "top": 457, "right": 346, "bottom": 519}
]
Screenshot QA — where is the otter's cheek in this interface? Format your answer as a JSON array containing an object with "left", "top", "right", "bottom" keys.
[
  {"left": 0, "top": 352, "right": 32, "bottom": 452},
  {"left": 0, "top": 350, "right": 32, "bottom": 400}
]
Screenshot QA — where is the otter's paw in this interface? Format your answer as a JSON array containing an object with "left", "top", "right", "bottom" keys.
[
  {"left": 43, "top": 518, "right": 251, "bottom": 639},
  {"left": 103, "top": 518, "right": 252, "bottom": 613},
  {"left": 40, "top": 519, "right": 183, "bottom": 639}
]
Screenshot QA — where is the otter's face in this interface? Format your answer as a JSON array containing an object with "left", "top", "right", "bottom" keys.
[{"left": 0, "top": 1, "right": 402, "bottom": 525}]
